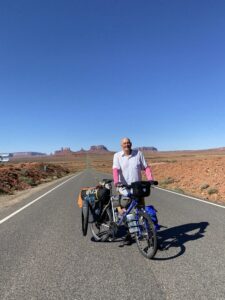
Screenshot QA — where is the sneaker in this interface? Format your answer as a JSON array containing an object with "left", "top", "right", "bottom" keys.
[
  {"left": 158, "top": 243, "right": 164, "bottom": 251},
  {"left": 123, "top": 234, "right": 133, "bottom": 246}
]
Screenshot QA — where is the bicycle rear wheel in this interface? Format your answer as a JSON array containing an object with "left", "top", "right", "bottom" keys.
[
  {"left": 90, "top": 207, "right": 113, "bottom": 242},
  {"left": 81, "top": 201, "right": 89, "bottom": 236},
  {"left": 135, "top": 210, "right": 157, "bottom": 259}
]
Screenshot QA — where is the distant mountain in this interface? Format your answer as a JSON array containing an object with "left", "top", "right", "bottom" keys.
[
  {"left": 135, "top": 147, "right": 158, "bottom": 152},
  {"left": 159, "top": 147, "right": 225, "bottom": 153},
  {"left": 54, "top": 147, "right": 73, "bottom": 156},
  {"left": 53, "top": 145, "right": 110, "bottom": 155},
  {"left": 80, "top": 148, "right": 86, "bottom": 152},
  {"left": 89, "top": 145, "right": 109, "bottom": 152},
  {"left": 75, "top": 148, "right": 87, "bottom": 154},
  {"left": 53, "top": 145, "right": 157, "bottom": 154}
]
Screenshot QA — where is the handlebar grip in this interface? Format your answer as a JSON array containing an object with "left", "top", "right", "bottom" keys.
[{"left": 149, "top": 180, "right": 158, "bottom": 186}]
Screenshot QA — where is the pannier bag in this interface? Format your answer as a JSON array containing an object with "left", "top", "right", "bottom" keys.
[
  {"left": 77, "top": 186, "right": 110, "bottom": 208},
  {"left": 145, "top": 205, "right": 159, "bottom": 230},
  {"left": 131, "top": 181, "right": 151, "bottom": 198},
  {"left": 77, "top": 187, "right": 94, "bottom": 208}
]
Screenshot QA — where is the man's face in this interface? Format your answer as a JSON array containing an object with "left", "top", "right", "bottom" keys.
[{"left": 121, "top": 139, "right": 132, "bottom": 152}]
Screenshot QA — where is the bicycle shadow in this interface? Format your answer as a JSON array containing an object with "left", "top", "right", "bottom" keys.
[{"left": 154, "top": 221, "right": 209, "bottom": 260}]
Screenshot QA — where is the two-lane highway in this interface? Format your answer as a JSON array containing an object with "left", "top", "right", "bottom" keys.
[{"left": 0, "top": 169, "right": 225, "bottom": 299}]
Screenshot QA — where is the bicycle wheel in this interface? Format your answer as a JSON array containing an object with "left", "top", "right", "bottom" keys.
[
  {"left": 135, "top": 210, "right": 157, "bottom": 259},
  {"left": 90, "top": 207, "right": 113, "bottom": 242},
  {"left": 81, "top": 201, "right": 89, "bottom": 236}
]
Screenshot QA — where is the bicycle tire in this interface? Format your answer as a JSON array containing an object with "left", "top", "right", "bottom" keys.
[
  {"left": 135, "top": 210, "right": 158, "bottom": 259},
  {"left": 90, "top": 207, "right": 113, "bottom": 242},
  {"left": 81, "top": 202, "right": 89, "bottom": 236}
]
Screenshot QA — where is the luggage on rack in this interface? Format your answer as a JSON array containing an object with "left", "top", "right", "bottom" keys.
[
  {"left": 78, "top": 180, "right": 112, "bottom": 235},
  {"left": 77, "top": 186, "right": 110, "bottom": 208}
]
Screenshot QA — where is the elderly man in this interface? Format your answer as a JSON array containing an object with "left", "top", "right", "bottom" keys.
[
  {"left": 113, "top": 137, "right": 154, "bottom": 192},
  {"left": 112, "top": 138, "right": 154, "bottom": 245}
]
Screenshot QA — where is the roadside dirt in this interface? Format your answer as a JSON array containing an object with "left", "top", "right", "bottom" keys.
[
  {"left": 1, "top": 151, "right": 225, "bottom": 207},
  {"left": 88, "top": 152, "right": 225, "bottom": 204},
  {"left": 0, "top": 159, "right": 87, "bottom": 210},
  {"left": 0, "top": 173, "right": 75, "bottom": 211},
  {"left": 150, "top": 157, "right": 225, "bottom": 204},
  {"left": 0, "top": 162, "right": 71, "bottom": 195}
]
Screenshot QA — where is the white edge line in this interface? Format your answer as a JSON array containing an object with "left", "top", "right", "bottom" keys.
[
  {"left": 154, "top": 186, "right": 225, "bottom": 209},
  {"left": 0, "top": 172, "right": 82, "bottom": 225}
]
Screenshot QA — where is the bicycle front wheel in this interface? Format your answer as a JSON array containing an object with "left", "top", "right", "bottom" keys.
[
  {"left": 135, "top": 210, "right": 157, "bottom": 259},
  {"left": 90, "top": 207, "right": 113, "bottom": 242}
]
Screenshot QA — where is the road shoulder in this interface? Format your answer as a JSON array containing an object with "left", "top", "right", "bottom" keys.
[{"left": 0, "top": 172, "right": 81, "bottom": 221}]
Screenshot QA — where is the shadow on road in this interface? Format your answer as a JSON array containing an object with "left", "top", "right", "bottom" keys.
[
  {"left": 90, "top": 225, "right": 130, "bottom": 244},
  {"left": 154, "top": 221, "right": 209, "bottom": 260}
]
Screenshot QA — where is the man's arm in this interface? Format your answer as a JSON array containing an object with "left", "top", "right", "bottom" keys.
[
  {"left": 139, "top": 151, "right": 154, "bottom": 180},
  {"left": 112, "top": 153, "right": 120, "bottom": 186},
  {"left": 145, "top": 165, "right": 154, "bottom": 181},
  {"left": 113, "top": 168, "right": 119, "bottom": 186}
]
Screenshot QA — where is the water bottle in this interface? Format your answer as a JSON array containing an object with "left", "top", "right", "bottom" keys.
[
  {"left": 126, "top": 214, "right": 138, "bottom": 233},
  {"left": 114, "top": 209, "right": 119, "bottom": 222}
]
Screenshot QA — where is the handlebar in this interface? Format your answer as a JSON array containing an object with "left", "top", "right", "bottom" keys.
[{"left": 116, "top": 180, "right": 158, "bottom": 188}]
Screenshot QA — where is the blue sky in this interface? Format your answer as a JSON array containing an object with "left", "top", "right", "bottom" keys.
[{"left": 1, "top": 0, "right": 225, "bottom": 153}]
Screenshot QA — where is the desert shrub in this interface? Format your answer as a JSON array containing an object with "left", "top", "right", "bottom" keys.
[
  {"left": 153, "top": 159, "right": 177, "bottom": 163},
  {"left": 173, "top": 188, "right": 185, "bottom": 194},
  {"left": 160, "top": 177, "right": 175, "bottom": 185},
  {"left": 200, "top": 183, "right": 210, "bottom": 190},
  {"left": 19, "top": 176, "right": 37, "bottom": 186},
  {"left": 0, "top": 188, "right": 7, "bottom": 195},
  {"left": 208, "top": 188, "right": 218, "bottom": 195},
  {"left": 40, "top": 164, "right": 48, "bottom": 172},
  {"left": 20, "top": 169, "right": 29, "bottom": 176}
]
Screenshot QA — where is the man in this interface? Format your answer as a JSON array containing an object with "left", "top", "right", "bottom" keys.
[
  {"left": 113, "top": 137, "right": 154, "bottom": 190},
  {"left": 112, "top": 137, "right": 154, "bottom": 245}
]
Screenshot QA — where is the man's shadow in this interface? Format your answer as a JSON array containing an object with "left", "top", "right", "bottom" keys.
[{"left": 154, "top": 221, "right": 209, "bottom": 260}]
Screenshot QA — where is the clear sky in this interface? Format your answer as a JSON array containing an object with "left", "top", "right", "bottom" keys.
[{"left": 1, "top": 0, "right": 225, "bottom": 153}]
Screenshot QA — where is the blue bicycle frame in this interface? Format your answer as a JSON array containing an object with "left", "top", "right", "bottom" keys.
[
  {"left": 116, "top": 198, "right": 138, "bottom": 226},
  {"left": 113, "top": 196, "right": 157, "bottom": 239}
]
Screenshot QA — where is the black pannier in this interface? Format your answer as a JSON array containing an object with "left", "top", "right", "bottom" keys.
[
  {"left": 80, "top": 187, "right": 110, "bottom": 223},
  {"left": 97, "top": 187, "right": 110, "bottom": 202},
  {"left": 130, "top": 181, "right": 151, "bottom": 198}
]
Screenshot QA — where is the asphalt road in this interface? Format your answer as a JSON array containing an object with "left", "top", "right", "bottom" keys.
[{"left": 0, "top": 169, "right": 225, "bottom": 300}]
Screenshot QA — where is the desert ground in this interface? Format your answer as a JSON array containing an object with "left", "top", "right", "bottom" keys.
[
  {"left": 1, "top": 149, "right": 225, "bottom": 205},
  {"left": 84, "top": 149, "right": 225, "bottom": 204}
]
